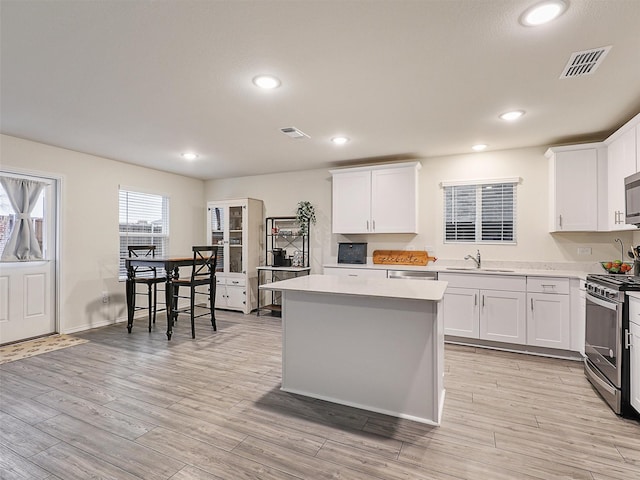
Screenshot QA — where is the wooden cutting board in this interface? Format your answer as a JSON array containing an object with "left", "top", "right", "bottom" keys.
[{"left": 372, "top": 250, "right": 437, "bottom": 266}]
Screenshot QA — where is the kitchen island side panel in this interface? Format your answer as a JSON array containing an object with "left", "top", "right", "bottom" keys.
[{"left": 281, "top": 290, "right": 443, "bottom": 424}]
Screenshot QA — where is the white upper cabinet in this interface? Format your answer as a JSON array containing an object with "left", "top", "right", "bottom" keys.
[
  {"left": 546, "top": 144, "right": 605, "bottom": 232},
  {"left": 331, "top": 169, "right": 371, "bottom": 234},
  {"left": 606, "top": 126, "right": 637, "bottom": 230},
  {"left": 330, "top": 162, "right": 421, "bottom": 234},
  {"left": 546, "top": 112, "right": 640, "bottom": 233}
]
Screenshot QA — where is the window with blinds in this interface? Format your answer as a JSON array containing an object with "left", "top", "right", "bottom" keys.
[
  {"left": 118, "top": 189, "right": 169, "bottom": 279},
  {"left": 444, "top": 182, "right": 516, "bottom": 243}
]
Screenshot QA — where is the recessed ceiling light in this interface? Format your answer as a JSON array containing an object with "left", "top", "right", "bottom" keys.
[
  {"left": 181, "top": 152, "right": 198, "bottom": 160},
  {"left": 331, "top": 136, "right": 350, "bottom": 145},
  {"left": 520, "top": 0, "right": 567, "bottom": 26},
  {"left": 252, "top": 75, "right": 281, "bottom": 89},
  {"left": 472, "top": 144, "right": 488, "bottom": 151},
  {"left": 499, "top": 110, "right": 525, "bottom": 121}
]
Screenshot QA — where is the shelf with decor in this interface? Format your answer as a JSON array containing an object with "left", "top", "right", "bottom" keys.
[{"left": 257, "top": 216, "right": 311, "bottom": 316}]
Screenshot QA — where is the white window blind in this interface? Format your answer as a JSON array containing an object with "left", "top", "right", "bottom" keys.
[
  {"left": 444, "top": 182, "right": 516, "bottom": 243},
  {"left": 118, "top": 189, "right": 169, "bottom": 279}
]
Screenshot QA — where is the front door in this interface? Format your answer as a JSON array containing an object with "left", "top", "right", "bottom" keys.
[{"left": 0, "top": 172, "right": 57, "bottom": 344}]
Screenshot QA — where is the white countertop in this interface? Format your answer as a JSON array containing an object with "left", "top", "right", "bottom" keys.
[
  {"left": 260, "top": 274, "right": 448, "bottom": 301},
  {"left": 323, "top": 262, "right": 593, "bottom": 280}
]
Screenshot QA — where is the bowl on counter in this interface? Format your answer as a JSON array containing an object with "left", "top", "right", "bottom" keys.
[{"left": 600, "top": 261, "right": 633, "bottom": 274}]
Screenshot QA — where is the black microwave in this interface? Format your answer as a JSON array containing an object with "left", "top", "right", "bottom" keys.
[{"left": 624, "top": 171, "right": 640, "bottom": 225}]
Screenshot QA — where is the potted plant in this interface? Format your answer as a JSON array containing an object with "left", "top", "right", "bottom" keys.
[{"left": 296, "top": 201, "right": 316, "bottom": 236}]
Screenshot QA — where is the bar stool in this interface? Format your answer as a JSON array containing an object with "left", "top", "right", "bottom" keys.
[
  {"left": 171, "top": 246, "right": 218, "bottom": 338},
  {"left": 127, "top": 245, "right": 166, "bottom": 332}
]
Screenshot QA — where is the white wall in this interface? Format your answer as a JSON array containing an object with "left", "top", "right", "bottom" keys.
[
  {"left": 1, "top": 135, "right": 205, "bottom": 334},
  {"left": 2, "top": 135, "right": 630, "bottom": 336},
  {"left": 205, "top": 146, "right": 633, "bottom": 270}
]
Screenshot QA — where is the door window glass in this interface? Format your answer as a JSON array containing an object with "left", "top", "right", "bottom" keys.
[{"left": 0, "top": 182, "right": 46, "bottom": 260}]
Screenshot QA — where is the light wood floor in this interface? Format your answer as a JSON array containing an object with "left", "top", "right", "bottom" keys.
[{"left": 1, "top": 310, "right": 639, "bottom": 480}]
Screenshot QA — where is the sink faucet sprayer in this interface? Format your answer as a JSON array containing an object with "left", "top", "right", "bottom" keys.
[{"left": 465, "top": 250, "right": 481, "bottom": 269}]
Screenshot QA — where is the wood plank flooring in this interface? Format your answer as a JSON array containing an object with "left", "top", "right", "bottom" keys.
[{"left": 1, "top": 310, "right": 639, "bottom": 480}]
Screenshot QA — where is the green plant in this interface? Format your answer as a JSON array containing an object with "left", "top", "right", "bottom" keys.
[{"left": 296, "top": 201, "right": 316, "bottom": 236}]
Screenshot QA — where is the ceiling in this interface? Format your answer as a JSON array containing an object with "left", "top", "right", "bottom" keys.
[{"left": 2, "top": 0, "right": 640, "bottom": 181}]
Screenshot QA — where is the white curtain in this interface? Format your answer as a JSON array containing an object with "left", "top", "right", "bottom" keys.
[{"left": 0, "top": 177, "right": 45, "bottom": 261}]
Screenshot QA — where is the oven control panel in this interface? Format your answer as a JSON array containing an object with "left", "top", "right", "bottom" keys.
[{"left": 586, "top": 282, "right": 620, "bottom": 300}]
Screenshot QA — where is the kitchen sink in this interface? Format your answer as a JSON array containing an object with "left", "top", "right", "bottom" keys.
[{"left": 445, "top": 267, "right": 514, "bottom": 273}]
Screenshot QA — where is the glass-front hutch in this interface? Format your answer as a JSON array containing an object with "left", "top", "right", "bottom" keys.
[{"left": 207, "top": 198, "right": 263, "bottom": 314}]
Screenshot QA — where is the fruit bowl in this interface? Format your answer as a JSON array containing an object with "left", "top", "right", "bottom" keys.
[{"left": 601, "top": 261, "right": 633, "bottom": 274}]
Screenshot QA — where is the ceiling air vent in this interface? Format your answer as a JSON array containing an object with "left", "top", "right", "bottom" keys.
[
  {"left": 279, "top": 127, "right": 310, "bottom": 139},
  {"left": 560, "top": 46, "right": 611, "bottom": 79}
]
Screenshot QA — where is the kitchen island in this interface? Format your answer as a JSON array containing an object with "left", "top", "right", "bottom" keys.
[{"left": 260, "top": 274, "right": 448, "bottom": 425}]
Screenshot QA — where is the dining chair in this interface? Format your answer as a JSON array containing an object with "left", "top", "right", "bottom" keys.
[
  {"left": 171, "top": 246, "right": 218, "bottom": 338},
  {"left": 127, "top": 245, "right": 166, "bottom": 332}
]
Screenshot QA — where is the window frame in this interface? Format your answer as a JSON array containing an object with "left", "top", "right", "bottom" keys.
[
  {"left": 118, "top": 187, "right": 170, "bottom": 280},
  {"left": 442, "top": 178, "right": 518, "bottom": 245}
]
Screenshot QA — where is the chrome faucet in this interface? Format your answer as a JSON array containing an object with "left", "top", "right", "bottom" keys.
[{"left": 465, "top": 249, "right": 481, "bottom": 269}]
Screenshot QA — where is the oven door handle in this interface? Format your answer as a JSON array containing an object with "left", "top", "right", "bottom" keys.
[{"left": 586, "top": 292, "right": 619, "bottom": 311}]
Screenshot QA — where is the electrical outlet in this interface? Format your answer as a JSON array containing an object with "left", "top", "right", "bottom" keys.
[
  {"left": 577, "top": 247, "right": 592, "bottom": 255},
  {"left": 102, "top": 291, "right": 109, "bottom": 304}
]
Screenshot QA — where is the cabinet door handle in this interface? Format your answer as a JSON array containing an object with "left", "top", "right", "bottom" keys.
[
  {"left": 474, "top": 294, "right": 477, "bottom": 306},
  {"left": 481, "top": 295, "right": 485, "bottom": 308},
  {"left": 615, "top": 210, "right": 623, "bottom": 224},
  {"left": 559, "top": 214, "right": 562, "bottom": 228},
  {"left": 531, "top": 298, "right": 534, "bottom": 310},
  {"left": 366, "top": 220, "right": 369, "bottom": 231},
  {"left": 372, "top": 219, "right": 376, "bottom": 231}
]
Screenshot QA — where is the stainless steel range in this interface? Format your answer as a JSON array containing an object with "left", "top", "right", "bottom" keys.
[{"left": 584, "top": 274, "right": 639, "bottom": 416}]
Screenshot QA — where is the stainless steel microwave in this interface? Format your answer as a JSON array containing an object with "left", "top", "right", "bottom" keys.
[{"left": 625, "top": 171, "right": 640, "bottom": 225}]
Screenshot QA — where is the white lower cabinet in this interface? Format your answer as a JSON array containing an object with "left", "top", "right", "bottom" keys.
[
  {"left": 527, "top": 293, "right": 571, "bottom": 349},
  {"left": 628, "top": 295, "right": 640, "bottom": 414},
  {"left": 441, "top": 287, "right": 479, "bottom": 338},
  {"left": 441, "top": 273, "right": 575, "bottom": 352},
  {"left": 480, "top": 290, "right": 527, "bottom": 344},
  {"left": 526, "top": 276, "right": 571, "bottom": 350},
  {"left": 215, "top": 277, "right": 249, "bottom": 311},
  {"left": 440, "top": 273, "right": 527, "bottom": 344}
]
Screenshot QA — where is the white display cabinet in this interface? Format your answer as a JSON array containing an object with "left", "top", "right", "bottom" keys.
[{"left": 207, "top": 198, "right": 263, "bottom": 314}]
